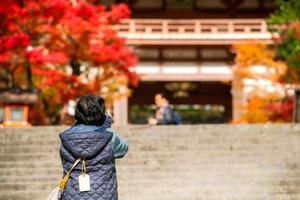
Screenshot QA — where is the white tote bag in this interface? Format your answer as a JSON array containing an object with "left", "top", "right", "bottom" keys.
[
  {"left": 46, "top": 187, "right": 60, "bottom": 200},
  {"left": 46, "top": 159, "right": 81, "bottom": 200}
]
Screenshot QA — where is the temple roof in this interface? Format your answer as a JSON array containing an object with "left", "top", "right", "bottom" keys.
[{"left": 0, "top": 89, "right": 38, "bottom": 104}]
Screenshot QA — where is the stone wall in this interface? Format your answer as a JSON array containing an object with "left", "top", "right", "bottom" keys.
[{"left": 0, "top": 124, "right": 299, "bottom": 200}]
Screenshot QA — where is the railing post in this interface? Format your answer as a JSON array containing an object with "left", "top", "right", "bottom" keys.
[
  {"left": 211, "top": 26, "right": 218, "bottom": 33},
  {"left": 179, "top": 26, "right": 185, "bottom": 33},
  {"left": 129, "top": 20, "right": 135, "bottom": 34},
  {"left": 260, "top": 20, "right": 267, "bottom": 33},
  {"left": 195, "top": 21, "right": 201, "bottom": 33},
  {"left": 162, "top": 21, "right": 168, "bottom": 34},
  {"left": 146, "top": 27, "right": 152, "bottom": 34},
  {"left": 228, "top": 21, "right": 234, "bottom": 33},
  {"left": 244, "top": 26, "right": 251, "bottom": 33}
]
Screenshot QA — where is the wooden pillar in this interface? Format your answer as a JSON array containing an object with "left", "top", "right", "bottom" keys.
[
  {"left": 113, "top": 97, "right": 128, "bottom": 126},
  {"left": 293, "top": 87, "right": 300, "bottom": 123}
]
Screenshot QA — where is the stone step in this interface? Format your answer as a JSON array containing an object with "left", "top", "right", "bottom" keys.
[
  {"left": 1, "top": 178, "right": 299, "bottom": 190},
  {"left": 2, "top": 139, "right": 298, "bottom": 152},
  {"left": 1, "top": 191, "right": 300, "bottom": 200},
  {"left": 1, "top": 164, "right": 297, "bottom": 175},
  {"left": 1, "top": 171, "right": 299, "bottom": 183},
  {"left": 2, "top": 126, "right": 300, "bottom": 141},
  {"left": 0, "top": 125, "right": 299, "bottom": 200},
  {"left": 1, "top": 145, "right": 296, "bottom": 155},
  {"left": 0, "top": 160, "right": 296, "bottom": 170},
  {"left": 3, "top": 126, "right": 299, "bottom": 135},
  {"left": 0, "top": 144, "right": 294, "bottom": 156},
  {"left": 1, "top": 168, "right": 298, "bottom": 186},
  {"left": 0, "top": 152, "right": 295, "bottom": 164},
  {"left": 1, "top": 140, "right": 296, "bottom": 151},
  {"left": 2, "top": 137, "right": 297, "bottom": 145},
  {"left": 0, "top": 158, "right": 296, "bottom": 169}
]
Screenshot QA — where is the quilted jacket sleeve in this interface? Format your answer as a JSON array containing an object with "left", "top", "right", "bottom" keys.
[{"left": 107, "top": 128, "right": 129, "bottom": 159}]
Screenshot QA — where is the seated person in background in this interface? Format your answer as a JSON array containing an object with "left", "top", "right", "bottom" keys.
[{"left": 148, "top": 93, "right": 174, "bottom": 125}]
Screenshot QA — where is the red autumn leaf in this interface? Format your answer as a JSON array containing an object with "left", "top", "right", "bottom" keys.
[{"left": 0, "top": 0, "right": 138, "bottom": 124}]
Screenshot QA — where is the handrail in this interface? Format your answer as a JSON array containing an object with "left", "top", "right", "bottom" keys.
[
  {"left": 116, "top": 19, "right": 275, "bottom": 45},
  {"left": 117, "top": 19, "right": 271, "bottom": 34}
]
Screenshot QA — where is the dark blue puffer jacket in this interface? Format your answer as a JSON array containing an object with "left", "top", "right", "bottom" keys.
[{"left": 59, "top": 117, "right": 123, "bottom": 200}]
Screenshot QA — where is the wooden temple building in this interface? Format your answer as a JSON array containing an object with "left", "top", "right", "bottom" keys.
[{"left": 103, "top": 0, "right": 278, "bottom": 125}]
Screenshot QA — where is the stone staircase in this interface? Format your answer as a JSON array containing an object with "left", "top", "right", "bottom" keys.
[{"left": 0, "top": 125, "right": 299, "bottom": 200}]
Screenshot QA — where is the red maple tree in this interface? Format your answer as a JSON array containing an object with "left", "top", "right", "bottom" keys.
[{"left": 0, "top": 0, "right": 138, "bottom": 124}]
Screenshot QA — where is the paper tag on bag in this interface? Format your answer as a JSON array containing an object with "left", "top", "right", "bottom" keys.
[{"left": 79, "top": 174, "right": 90, "bottom": 192}]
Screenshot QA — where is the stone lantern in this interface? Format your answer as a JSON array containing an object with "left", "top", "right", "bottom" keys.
[{"left": 0, "top": 90, "right": 38, "bottom": 128}]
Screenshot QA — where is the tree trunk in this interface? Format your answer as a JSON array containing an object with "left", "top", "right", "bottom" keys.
[
  {"left": 70, "top": 59, "right": 81, "bottom": 75},
  {"left": 25, "top": 62, "right": 33, "bottom": 89}
]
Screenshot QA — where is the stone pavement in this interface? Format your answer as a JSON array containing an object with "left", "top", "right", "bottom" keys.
[{"left": 0, "top": 124, "right": 299, "bottom": 200}]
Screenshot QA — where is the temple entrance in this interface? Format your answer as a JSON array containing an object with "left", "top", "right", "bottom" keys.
[{"left": 128, "top": 81, "right": 232, "bottom": 124}]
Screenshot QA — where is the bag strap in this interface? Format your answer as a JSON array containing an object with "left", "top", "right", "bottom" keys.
[{"left": 59, "top": 158, "right": 81, "bottom": 191}]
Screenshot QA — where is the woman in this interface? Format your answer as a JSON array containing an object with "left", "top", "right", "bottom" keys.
[
  {"left": 59, "top": 94, "right": 128, "bottom": 200},
  {"left": 148, "top": 93, "right": 174, "bottom": 125}
]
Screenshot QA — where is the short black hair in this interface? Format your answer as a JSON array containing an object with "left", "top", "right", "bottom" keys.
[
  {"left": 156, "top": 92, "right": 168, "bottom": 99},
  {"left": 75, "top": 94, "right": 106, "bottom": 126}
]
